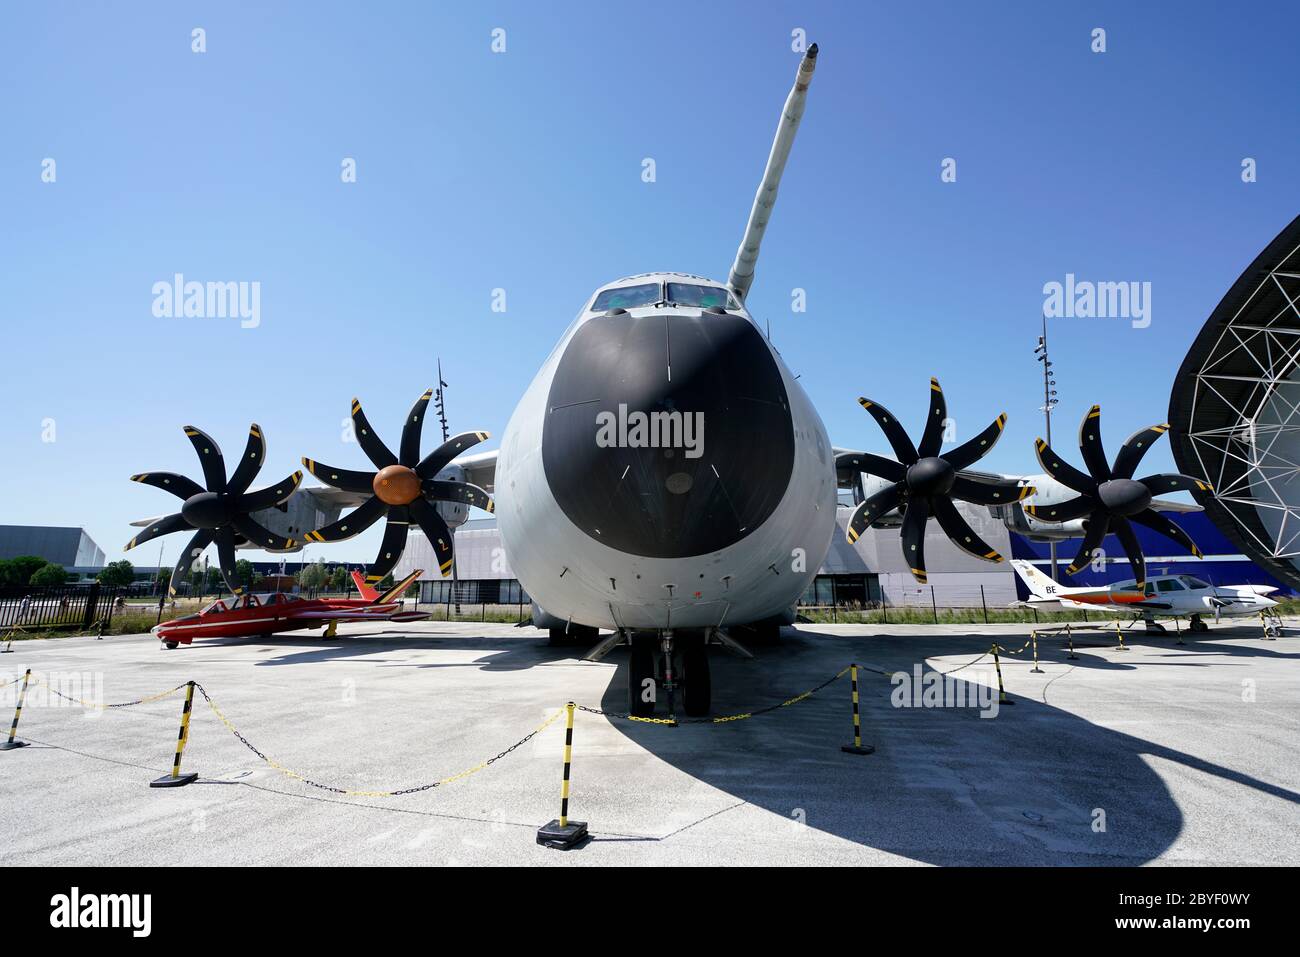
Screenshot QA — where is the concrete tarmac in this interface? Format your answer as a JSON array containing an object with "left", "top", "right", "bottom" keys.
[{"left": 0, "top": 620, "right": 1296, "bottom": 866}]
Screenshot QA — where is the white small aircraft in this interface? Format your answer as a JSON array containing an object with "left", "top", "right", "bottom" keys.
[{"left": 1011, "top": 560, "right": 1278, "bottom": 632}]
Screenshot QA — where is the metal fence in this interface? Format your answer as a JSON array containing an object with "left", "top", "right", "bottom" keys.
[{"left": 0, "top": 583, "right": 122, "bottom": 631}]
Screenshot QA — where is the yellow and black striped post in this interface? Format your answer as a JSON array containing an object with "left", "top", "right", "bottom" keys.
[
  {"left": 537, "top": 701, "right": 588, "bottom": 848},
  {"left": 1030, "top": 632, "right": 1044, "bottom": 673},
  {"left": 1, "top": 669, "right": 32, "bottom": 751},
  {"left": 1065, "top": 623, "right": 1077, "bottom": 660},
  {"left": 1260, "top": 611, "right": 1278, "bottom": 641},
  {"left": 841, "top": 663, "right": 874, "bottom": 755},
  {"left": 1113, "top": 620, "right": 1129, "bottom": 651},
  {"left": 150, "top": 680, "right": 199, "bottom": 787},
  {"left": 991, "top": 644, "right": 1014, "bottom": 706}
]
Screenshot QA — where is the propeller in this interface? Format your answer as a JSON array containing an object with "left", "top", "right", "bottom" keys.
[
  {"left": 837, "top": 378, "right": 1034, "bottom": 583},
  {"left": 125, "top": 424, "right": 303, "bottom": 596},
  {"left": 1025, "top": 406, "right": 1211, "bottom": 585},
  {"left": 301, "top": 391, "right": 493, "bottom": 583}
]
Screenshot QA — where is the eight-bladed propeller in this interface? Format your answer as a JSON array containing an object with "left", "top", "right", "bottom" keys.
[
  {"left": 125, "top": 425, "right": 303, "bottom": 596},
  {"left": 1026, "top": 406, "right": 1210, "bottom": 585},
  {"left": 837, "top": 378, "right": 1034, "bottom": 584},
  {"left": 301, "top": 391, "right": 493, "bottom": 583}
]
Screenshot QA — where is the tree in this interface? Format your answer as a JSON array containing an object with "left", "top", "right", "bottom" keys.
[
  {"left": 2, "top": 555, "right": 49, "bottom": 586},
  {"left": 378, "top": 572, "right": 395, "bottom": 591},
  {"left": 234, "top": 559, "right": 255, "bottom": 589},
  {"left": 299, "top": 560, "right": 329, "bottom": 590},
  {"left": 327, "top": 566, "right": 349, "bottom": 592},
  {"left": 30, "top": 563, "right": 68, "bottom": 586},
  {"left": 97, "top": 559, "right": 135, "bottom": 587}
]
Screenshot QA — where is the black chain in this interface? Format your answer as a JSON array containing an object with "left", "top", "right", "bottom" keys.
[{"left": 195, "top": 682, "right": 551, "bottom": 797}]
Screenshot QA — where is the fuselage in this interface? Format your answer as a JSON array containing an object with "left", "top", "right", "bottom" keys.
[{"left": 497, "top": 273, "right": 838, "bottom": 631}]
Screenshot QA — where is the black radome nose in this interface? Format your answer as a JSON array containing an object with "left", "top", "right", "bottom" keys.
[{"left": 542, "top": 313, "right": 795, "bottom": 558}]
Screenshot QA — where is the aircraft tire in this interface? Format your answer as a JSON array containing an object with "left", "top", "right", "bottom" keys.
[
  {"left": 628, "top": 635, "right": 657, "bottom": 717},
  {"left": 681, "top": 636, "right": 711, "bottom": 717}
]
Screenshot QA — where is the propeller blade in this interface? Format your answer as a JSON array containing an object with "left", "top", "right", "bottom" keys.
[
  {"left": 301, "top": 457, "right": 376, "bottom": 493},
  {"left": 917, "top": 377, "right": 948, "bottom": 459},
  {"left": 931, "top": 496, "right": 1003, "bottom": 562},
  {"left": 1112, "top": 517, "right": 1146, "bottom": 587},
  {"left": 1077, "top": 405, "right": 1111, "bottom": 482},
  {"left": 182, "top": 426, "right": 227, "bottom": 492},
  {"left": 213, "top": 527, "right": 244, "bottom": 596},
  {"left": 900, "top": 497, "right": 930, "bottom": 582},
  {"left": 1065, "top": 511, "right": 1110, "bottom": 576},
  {"left": 168, "top": 528, "right": 214, "bottom": 596},
  {"left": 238, "top": 470, "right": 304, "bottom": 513},
  {"left": 231, "top": 514, "right": 297, "bottom": 552},
  {"left": 410, "top": 497, "right": 455, "bottom": 578},
  {"left": 846, "top": 483, "right": 904, "bottom": 543},
  {"left": 302, "top": 495, "right": 386, "bottom": 543},
  {"left": 950, "top": 475, "right": 1035, "bottom": 506},
  {"left": 1137, "top": 473, "right": 1213, "bottom": 496},
  {"left": 856, "top": 398, "right": 917, "bottom": 465},
  {"left": 1111, "top": 423, "right": 1169, "bottom": 480},
  {"left": 399, "top": 389, "right": 434, "bottom": 468},
  {"left": 226, "top": 424, "right": 267, "bottom": 495},
  {"left": 130, "top": 472, "right": 204, "bottom": 501},
  {"left": 415, "top": 430, "right": 491, "bottom": 480},
  {"left": 365, "top": 507, "right": 412, "bottom": 582},
  {"left": 350, "top": 397, "right": 398, "bottom": 469},
  {"left": 1129, "top": 508, "right": 1204, "bottom": 559},
  {"left": 834, "top": 451, "right": 905, "bottom": 482},
  {"left": 942, "top": 413, "right": 1007, "bottom": 470},
  {"left": 1034, "top": 438, "right": 1096, "bottom": 494},
  {"left": 1024, "top": 495, "right": 1096, "bottom": 523},
  {"left": 124, "top": 512, "right": 190, "bottom": 551},
  {"left": 424, "top": 480, "right": 494, "bottom": 513}
]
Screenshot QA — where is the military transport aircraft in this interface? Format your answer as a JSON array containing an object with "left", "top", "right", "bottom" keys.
[
  {"left": 1010, "top": 560, "right": 1277, "bottom": 632},
  {"left": 127, "top": 43, "right": 1209, "bottom": 717},
  {"left": 152, "top": 570, "right": 428, "bottom": 648}
]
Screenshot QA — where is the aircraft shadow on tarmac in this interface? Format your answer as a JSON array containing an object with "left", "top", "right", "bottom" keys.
[
  {"left": 190, "top": 624, "right": 1300, "bottom": 863},
  {"left": 592, "top": 626, "right": 1300, "bottom": 865}
]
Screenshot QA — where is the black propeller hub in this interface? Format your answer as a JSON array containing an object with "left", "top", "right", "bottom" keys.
[
  {"left": 1097, "top": 478, "right": 1152, "bottom": 517},
  {"left": 181, "top": 491, "right": 238, "bottom": 529},
  {"left": 906, "top": 456, "right": 955, "bottom": 497}
]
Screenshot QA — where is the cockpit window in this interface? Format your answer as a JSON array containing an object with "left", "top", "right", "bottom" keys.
[
  {"left": 592, "top": 283, "right": 661, "bottom": 312},
  {"left": 666, "top": 282, "right": 733, "bottom": 310},
  {"left": 1179, "top": 576, "right": 1209, "bottom": 589}
]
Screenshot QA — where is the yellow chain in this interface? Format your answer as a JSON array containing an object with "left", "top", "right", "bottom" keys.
[
  {"left": 201, "top": 689, "right": 563, "bottom": 798},
  {"left": 31, "top": 676, "right": 186, "bottom": 710}
]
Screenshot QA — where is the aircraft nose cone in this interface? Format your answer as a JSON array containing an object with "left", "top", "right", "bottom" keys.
[{"left": 542, "top": 312, "right": 795, "bottom": 558}]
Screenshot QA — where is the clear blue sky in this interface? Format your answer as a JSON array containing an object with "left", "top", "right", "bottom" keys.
[{"left": 2, "top": 1, "right": 1297, "bottom": 569}]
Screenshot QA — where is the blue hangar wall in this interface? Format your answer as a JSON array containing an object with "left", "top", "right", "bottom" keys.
[{"left": 1009, "top": 510, "right": 1295, "bottom": 599}]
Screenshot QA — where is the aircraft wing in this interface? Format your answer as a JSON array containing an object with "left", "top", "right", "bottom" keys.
[
  {"left": 287, "top": 607, "right": 431, "bottom": 623},
  {"left": 455, "top": 449, "right": 497, "bottom": 493}
]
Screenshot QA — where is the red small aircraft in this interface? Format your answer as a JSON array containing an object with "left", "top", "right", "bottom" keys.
[{"left": 153, "top": 570, "right": 429, "bottom": 648}]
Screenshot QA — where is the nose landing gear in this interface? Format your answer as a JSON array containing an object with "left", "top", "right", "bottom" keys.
[{"left": 627, "top": 629, "right": 712, "bottom": 719}]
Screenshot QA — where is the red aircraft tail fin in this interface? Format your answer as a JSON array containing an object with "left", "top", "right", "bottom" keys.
[
  {"left": 351, "top": 570, "right": 380, "bottom": 602},
  {"left": 375, "top": 569, "right": 423, "bottom": 605}
]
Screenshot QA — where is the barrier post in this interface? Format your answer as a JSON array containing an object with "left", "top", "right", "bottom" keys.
[
  {"left": 537, "top": 702, "right": 588, "bottom": 849},
  {"left": 1260, "top": 611, "right": 1277, "bottom": 641},
  {"left": 1, "top": 669, "right": 32, "bottom": 751},
  {"left": 991, "top": 644, "right": 1014, "bottom": 706},
  {"left": 1174, "top": 616, "right": 1185, "bottom": 646},
  {"left": 1030, "top": 632, "right": 1044, "bottom": 673},
  {"left": 841, "top": 663, "right": 874, "bottom": 755},
  {"left": 1113, "top": 620, "right": 1129, "bottom": 652},
  {"left": 150, "top": 680, "right": 199, "bottom": 787},
  {"left": 1065, "top": 623, "right": 1077, "bottom": 660}
]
